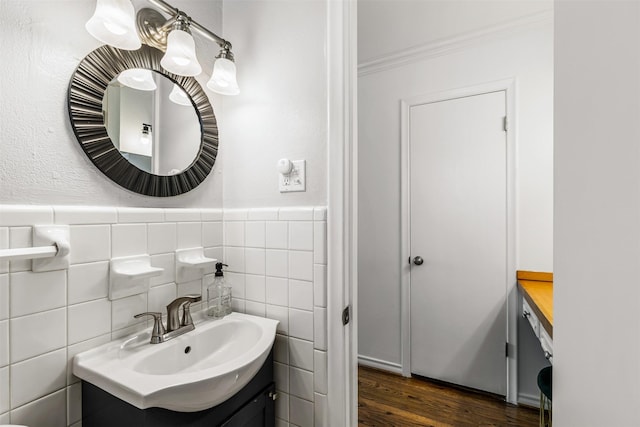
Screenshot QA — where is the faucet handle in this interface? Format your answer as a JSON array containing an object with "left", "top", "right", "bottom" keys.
[
  {"left": 134, "top": 312, "right": 166, "bottom": 344},
  {"left": 166, "top": 295, "right": 202, "bottom": 332},
  {"left": 181, "top": 301, "right": 195, "bottom": 327},
  {"left": 179, "top": 295, "right": 201, "bottom": 327}
]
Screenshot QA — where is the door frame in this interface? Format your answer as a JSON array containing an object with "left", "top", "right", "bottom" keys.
[
  {"left": 327, "top": 0, "right": 358, "bottom": 426},
  {"left": 399, "top": 79, "right": 518, "bottom": 403}
]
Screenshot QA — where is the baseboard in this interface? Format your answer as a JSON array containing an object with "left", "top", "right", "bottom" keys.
[
  {"left": 518, "top": 392, "right": 541, "bottom": 408},
  {"left": 358, "top": 355, "right": 403, "bottom": 374}
]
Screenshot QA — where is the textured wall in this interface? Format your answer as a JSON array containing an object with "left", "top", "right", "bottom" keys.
[
  {"left": 220, "top": 0, "right": 328, "bottom": 208},
  {"left": 0, "top": 0, "right": 224, "bottom": 207}
]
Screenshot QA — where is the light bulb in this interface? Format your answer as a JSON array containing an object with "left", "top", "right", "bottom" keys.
[
  {"left": 140, "top": 133, "right": 151, "bottom": 145},
  {"left": 160, "top": 30, "right": 202, "bottom": 76},
  {"left": 117, "top": 69, "right": 157, "bottom": 91},
  {"left": 140, "top": 124, "right": 152, "bottom": 145},
  {"left": 206, "top": 57, "right": 240, "bottom": 96},
  {"left": 86, "top": 0, "right": 141, "bottom": 50},
  {"left": 169, "top": 84, "right": 192, "bottom": 106}
]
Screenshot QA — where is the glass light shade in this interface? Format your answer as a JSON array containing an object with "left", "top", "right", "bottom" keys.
[
  {"left": 117, "top": 69, "right": 157, "bottom": 91},
  {"left": 169, "top": 84, "right": 192, "bottom": 106},
  {"left": 85, "top": 0, "right": 141, "bottom": 50},
  {"left": 206, "top": 58, "right": 240, "bottom": 96},
  {"left": 160, "top": 30, "right": 202, "bottom": 77},
  {"left": 140, "top": 131, "right": 152, "bottom": 145}
]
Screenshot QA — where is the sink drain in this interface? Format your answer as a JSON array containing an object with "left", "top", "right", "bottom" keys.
[{"left": 184, "top": 346, "right": 191, "bottom": 354}]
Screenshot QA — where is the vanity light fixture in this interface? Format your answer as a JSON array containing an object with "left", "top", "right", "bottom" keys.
[
  {"left": 86, "top": 0, "right": 141, "bottom": 50},
  {"left": 117, "top": 68, "right": 157, "bottom": 91},
  {"left": 140, "top": 123, "right": 152, "bottom": 145},
  {"left": 159, "top": 15, "right": 202, "bottom": 77},
  {"left": 86, "top": 0, "right": 239, "bottom": 95},
  {"left": 207, "top": 45, "right": 240, "bottom": 96},
  {"left": 169, "top": 84, "right": 192, "bottom": 106}
]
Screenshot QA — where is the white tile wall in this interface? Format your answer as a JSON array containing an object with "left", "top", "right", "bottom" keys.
[
  {"left": 69, "top": 225, "right": 111, "bottom": 264},
  {"left": 10, "top": 348, "right": 66, "bottom": 409},
  {"left": 266, "top": 250, "right": 288, "bottom": 278},
  {"left": 68, "top": 262, "right": 109, "bottom": 305},
  {"left": 10, "top": 227, "right": 33, "bottom": 272},
  {"left": 112, "top": 223, "right": 147, "bottom": 257},
  {"left": 0, "top": 276, "right": 6, "bottom": 321},
  {"left": 148, "top": 223, "right": 177, "bottom": 254},
  {"left": 0, "top": 205, "right": 327, "bottom": 426},
  {"left": 266, "top": 277, "right": 289, "bottom": 306},
  {"left": 11, "top": 270, "right": 66, "bottom": 316},
  {"left": 68, "top": 299, "right": 111, "bottom": 344},
  {"left": 177, "top": 222, "right": 202, "bottom": 249},
  {"left": 223, "top": 207, "right": 328, "bottom": 426},
  {"left": 266, "top": 221, "right": 288, "bottom": 249},
  {"left": 0, "top": 321, "right": 9, "bottom": 367},
  {"left": 10, "top": 389, "right": 67, "bottom": 427},
  {"left": 245, "top": 221, "right": 266, "bottom": 248},
  {"left": 0, "top": 228, "right": 8, "bottom": 274},
  {"left": 116, "top": 207, "right": 162, "bottom": 224},
  {"left": 290, "top": 395, "right": 314, "bottom": 426},
  {"left": 10, "top": 308, "right": 66, "bottom": 363},
  {"left": 0, "top": 366, "right": 9, "bottom": 414}
]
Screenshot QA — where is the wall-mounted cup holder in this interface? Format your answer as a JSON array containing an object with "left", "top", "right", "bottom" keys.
[
  {"left": 110, "top": 255, "right": 164, "bottom": 300},
  {"left": 175, "top": 248, "right": 217, "bottom": 283}
]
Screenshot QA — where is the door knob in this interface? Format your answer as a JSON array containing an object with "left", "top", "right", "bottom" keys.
[{"left": 413, "top": 256, "right": 424, "bottom": 266}]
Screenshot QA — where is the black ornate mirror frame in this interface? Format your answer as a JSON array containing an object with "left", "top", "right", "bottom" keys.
[{"left": 68, "top": 44, "right": 218, "bottom": 197}]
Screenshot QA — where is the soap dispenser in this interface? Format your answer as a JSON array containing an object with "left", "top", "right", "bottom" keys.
[{"left": 207, "top": 262, "right": 232, "bottom": 318}]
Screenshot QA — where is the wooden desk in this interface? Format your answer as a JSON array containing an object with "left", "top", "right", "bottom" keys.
[{"left": 517, "top": 271, "right": 553, "bottom": 338}]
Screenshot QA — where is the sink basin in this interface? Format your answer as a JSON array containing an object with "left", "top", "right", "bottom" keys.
[{"left": 73, "top": 312, "right": 279, "bottom": 412}]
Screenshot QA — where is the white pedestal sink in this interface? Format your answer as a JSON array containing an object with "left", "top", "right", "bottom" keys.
[{"left": 73, "top": 312, "right": 279, "bottom": 412}]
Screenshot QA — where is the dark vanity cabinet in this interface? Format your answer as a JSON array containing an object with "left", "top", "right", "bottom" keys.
[{"left": 81, "top": 351, "right": 275, "bottom": 427}]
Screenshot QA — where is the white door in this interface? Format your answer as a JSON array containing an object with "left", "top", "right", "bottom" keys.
[{"left": 409, "top": 91, "right": 507, "bottom": 396}]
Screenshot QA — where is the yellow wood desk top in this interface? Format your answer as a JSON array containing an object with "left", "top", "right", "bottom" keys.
[{"left": 517, "top": 270, "right": 553, "bottom": 337}]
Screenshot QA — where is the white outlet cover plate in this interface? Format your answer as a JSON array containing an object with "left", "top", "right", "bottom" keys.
[{"left": 279, "top": 160, "right": 306, "bottom": 193}]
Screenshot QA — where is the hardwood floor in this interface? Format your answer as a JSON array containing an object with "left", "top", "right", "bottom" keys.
[{"left": 358, "top": 366, "right": 539, "bottom": 427}]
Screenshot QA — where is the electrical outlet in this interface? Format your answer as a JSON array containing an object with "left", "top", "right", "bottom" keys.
[{"left": 279, "top": 160, "right": 306, "bottom": 193}]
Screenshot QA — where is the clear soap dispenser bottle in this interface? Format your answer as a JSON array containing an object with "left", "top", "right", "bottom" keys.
[{"left": 207, "top": 262, "right": 232, "bottom": 318}]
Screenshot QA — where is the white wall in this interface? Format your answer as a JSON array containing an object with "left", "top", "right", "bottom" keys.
[
  {"left": 358, "top": 0, "right": 552, "bottom": 64},
  {"left": 0, "top": 0, "right": 224, "bottom": 207},
  {"left": 555, "top": 2, "right": 640, "bottom": 424},
  {"left": 357, "top": 3, "right": 553, "bottom": 399},
  {"left": 221, "top": 0, "right": 327, "bottom": 209},
  {"left": 156, "top": 76, "right": 201, "bottom": 175}
]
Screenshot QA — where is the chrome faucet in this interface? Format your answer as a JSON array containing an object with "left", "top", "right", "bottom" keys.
[
  {"left": 134, "top": 294, "right": 202, "bottom": 344},
  {"left": 166, "top": 294, "right": 201, "bottom": 332}
]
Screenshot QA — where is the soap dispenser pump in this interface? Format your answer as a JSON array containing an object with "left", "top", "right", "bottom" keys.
[{"left": 207, "top": 262, "right": 232, "bottom": 318}]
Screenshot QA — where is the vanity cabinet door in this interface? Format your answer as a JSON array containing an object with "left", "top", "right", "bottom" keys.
[
  {"left": 221, "top": 385, "right": 275, "bottom": 427},
  {"left": 82, "top": 351, "right": 275, "bottom": 426}
]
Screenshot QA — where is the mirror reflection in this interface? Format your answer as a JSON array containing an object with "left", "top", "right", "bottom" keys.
[{"left": 102, "top": 69, "right": 201, "bottom": 176}]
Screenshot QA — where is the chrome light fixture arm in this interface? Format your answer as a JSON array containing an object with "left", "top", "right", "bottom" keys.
[
  {"left": 87, "top": 0, "right": 239, "bottom": 94},
  {"left": 144, "top": 0, "right": 231, "bottom": 51}
]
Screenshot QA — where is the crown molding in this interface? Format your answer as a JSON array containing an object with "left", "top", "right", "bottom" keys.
[{"left": 358, "top": 10, "right": 553, "bottom": 77}]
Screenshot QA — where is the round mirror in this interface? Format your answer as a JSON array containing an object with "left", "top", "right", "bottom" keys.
[
  {"left": 68, "top": 45, "right": 218, "bottom": 197},
  {"left": 103, "top": 70, "right": 201, "bottom": 176}
]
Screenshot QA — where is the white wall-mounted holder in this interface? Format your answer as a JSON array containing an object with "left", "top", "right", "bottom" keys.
[
  {"left": 0, "top": 225, "right": 70, "bottom": 272},
  {"left": 175, "top": 248, "right": 217, "bottom": 283},
  {"left": 110, "top": 255, "right": 164, "bottom": 300},
  {"left": 278, "top": 158, "right": 306, "bottom": 193}
]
